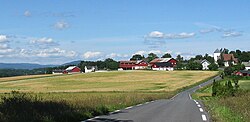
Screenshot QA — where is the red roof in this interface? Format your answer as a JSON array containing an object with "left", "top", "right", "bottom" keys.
[{"left": 223, "top": 54, "right": 238, "bottom": 63}]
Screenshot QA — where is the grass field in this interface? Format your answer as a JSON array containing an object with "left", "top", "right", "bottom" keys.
[
  {"left": 0, "top": 70, "right": 217, "bottom": 93},
  {"left": 0, "top": 70, "right": 218, "bottom": 121}
]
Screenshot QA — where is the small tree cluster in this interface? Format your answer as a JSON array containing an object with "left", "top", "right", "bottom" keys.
[{"left": 212, "top": 79, "right": 239, "bottom": 97}]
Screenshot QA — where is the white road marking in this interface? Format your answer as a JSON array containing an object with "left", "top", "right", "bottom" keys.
[
  {"left": 195, "top": 102, "right": 199, "bottom": 105},
  {"left": 202, "top": 114, "right": 207, "bottom": 121},
  {"left": 194, "top": 100, "right": 197, "bottom": 102},
  {"left": 125, "top": 106, "right": 133, "bottom": 109},
  {"left": 197, "top": 104, "right": 201, "bottom": 107},
  {"left": 188, "top": 94, "right": 192, "bottom": 100},
  {"left": 145, "top": 102, "right": 149, "bottom": 104},
  {"left": 199, "top": 108, "right": 204, "bottom": 112},
  {"left": 94, "top": 116, "right": 100, "bottom": 118},
  {"left": 136, "top": 104, "right": 142, "bottom": 107},
  {"left": 114, "top": 110, "right": 120, "bottom": 113}
]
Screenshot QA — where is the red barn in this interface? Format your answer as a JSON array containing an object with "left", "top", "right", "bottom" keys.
[
  {"left": 150, "top": 58, "right": 177, "bottom": 71},
  {"left": 119, "top": 60, "right": 148, "bottom": 70},
  {"left": 65, "top": 66, "right": 81, "bottom": 74}
]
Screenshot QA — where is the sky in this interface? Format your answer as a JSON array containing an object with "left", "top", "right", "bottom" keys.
[{"left": 0, "top": 0, "right": 250, "bottom": 64}]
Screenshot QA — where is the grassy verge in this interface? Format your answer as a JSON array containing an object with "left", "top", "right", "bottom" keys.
[
  {"left": 0, "top": 91, "right": 174, "bottom": 122},
  {"left": 193, "top": 78, "right": 250, "bottom": 122}
]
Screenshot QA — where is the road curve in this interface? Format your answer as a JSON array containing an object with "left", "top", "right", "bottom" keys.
[{"left": 84, "top": 75, "right": 221, "bottom": 122}]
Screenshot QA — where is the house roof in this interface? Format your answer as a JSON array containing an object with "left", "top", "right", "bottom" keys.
[
  {"left": 150, "top": 58, "right": 172, "bottom": 63},
  {"left": 65, "top": 66, "right": 78, "bottom": 71},
  {"left": 223, "top": 54, "right": 238, "bottom": 62},
  {"left": 154, "top": 62, "right": 173, "bottom": 67},
  {"left": 242, "top": 62, "right": 250, "bottom": 67},
  {"left": 194, "top": 59, "right": 211, "bottom": 64},
  {"left": 214, "top": 49, "right": 221, "bottom": 53},
  {"left": 119, "top": 61, "right": 136, "bottom": 63}
]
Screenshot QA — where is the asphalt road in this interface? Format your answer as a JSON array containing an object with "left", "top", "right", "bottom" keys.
[{"left": 84, "top": 75, "right": 221, "bottom": 122}]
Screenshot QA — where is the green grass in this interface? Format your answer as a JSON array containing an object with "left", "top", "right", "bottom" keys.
[
  {"left": 239, "top": 80, "right": 250, "bottom": 90},
  {"left": 193, "top": 78, "right": 250, "bottom": 122}
]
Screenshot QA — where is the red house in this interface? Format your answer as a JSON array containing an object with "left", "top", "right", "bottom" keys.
[
  {"left": 65, "top": 66, "right": 81, "bottom": 74},
  {"left": 150, "top": 58, "right": 177, "bottom": 71},
  {"left": 119, "top": 60, "right": 148, "bottom": 70}
]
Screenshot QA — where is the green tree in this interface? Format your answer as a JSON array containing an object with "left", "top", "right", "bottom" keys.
[
  {"left": 208, "top": 63, "right": 218, "bottom": 71},
  {"left": 176, "top": 55, "right": 183, "bottom": 62},
  {"left": 161, "top": 53, "right": 172, "bottom": 58},
  {"left": 186, "top": 62, "right": 202, "bottom": 70},
  {"left": 130, "top": 54, "right": 144, "bottom": 61},
  {"left": 147, "top": 53, "right": 158, "bottom": 62}
]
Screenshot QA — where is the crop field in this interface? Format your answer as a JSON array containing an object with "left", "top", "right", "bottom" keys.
[
  {"left": 0, "top": 70, "right": 218, "bottom": 121},
  {"left": 0, "top": 70, "right": 218, "bottom": 93}
]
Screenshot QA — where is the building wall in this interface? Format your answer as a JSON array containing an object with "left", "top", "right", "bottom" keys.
[
  {"left": 214, "top": 53, "right": 220, "bottom": 63},
  {"left": 246, "top": 66, "right": 250, "bottom": 70},
  {"left": 152, "top": 67, "right": 173, "bottom": 71},
  {"left": 202, "top": 62, "right": 210, "bottom": 70}
]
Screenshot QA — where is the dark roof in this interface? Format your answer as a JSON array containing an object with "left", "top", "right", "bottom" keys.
[
  {"left": 154, "top": 62, "right": 173, "bottom": 67},
  {"left": 214, "top": 49, "right": 221, "bottom": 53},
  {"left": 239, "top": 70, "right": 250, "bottom": 74}
]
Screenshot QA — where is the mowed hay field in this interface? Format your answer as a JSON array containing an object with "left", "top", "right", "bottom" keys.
[{"left": 0, "top": 70, "right": 218, "bottom": 93}]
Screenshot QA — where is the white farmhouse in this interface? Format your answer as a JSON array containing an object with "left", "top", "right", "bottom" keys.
[
  {"left": 194, "top": 59, "right": 211, "bottom": 70},
  {"left": 242, "top": 61, "right": 250, "bottom": 70}
]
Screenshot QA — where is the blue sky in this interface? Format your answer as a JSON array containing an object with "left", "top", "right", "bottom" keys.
[{"left": 0, "top": 0, "right": 249, "bottom": 64}]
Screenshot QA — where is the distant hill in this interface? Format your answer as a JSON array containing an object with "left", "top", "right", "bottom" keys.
[
  {"left": 61, "top": 60, "right": 82, "bottom": 66},
  {"left": 0, "top": 63, "right": 57, "bottom": 70}
]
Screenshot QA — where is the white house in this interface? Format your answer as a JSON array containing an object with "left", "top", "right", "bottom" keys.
[
  {"left": 84, "top": 66, "right": 96, "bottom": 73},
  {"left": 194, "top": 59, "right": 211, "bottom": 70},
  {"left": 242, "top": 61, "right": 250, "bottom": 70}
]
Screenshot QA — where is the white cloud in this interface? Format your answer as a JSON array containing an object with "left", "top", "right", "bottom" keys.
[
  {"left": 148, "top": 31, "right": 165, "bottom": 38},
  {"left": 146, "top": 31, "right": 195, "bottom": 39},
  {"left": 83, "top": 51, "right": 102, "bottom": 59},
  {"left": 134, "top": 50, "right": 172, "bottom": 56},
  {"left": 54, "top": 21, "right": 69, "bottom": 30},
  {"left": 30, "top": 37, "right": 53, "bottom": 44},
  {"left": 24, "top": 10, "right": 31, "bottom": 17},
  {"left": 105, "top": 53, "right": 129, "bottom": 59},
  {"left": 30, "top": 37, "right": 58, "bottom": 47},
  {"left": 0, "top": 35, "right": 8, "bottom": 43},
  {"left": 222, "top": 32, "right": 242, "bottom": 37},
  {"left": 19, "top": 48, "right": 77, "bottom": 58}
]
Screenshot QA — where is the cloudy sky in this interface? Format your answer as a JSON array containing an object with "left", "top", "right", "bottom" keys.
[{"left": 0, "top": 0, "right": 250, "bottom": 64}]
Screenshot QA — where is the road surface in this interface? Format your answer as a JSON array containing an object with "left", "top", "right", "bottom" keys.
[{"left": 84, "top": 75, "right": 221, "bottom": 122}]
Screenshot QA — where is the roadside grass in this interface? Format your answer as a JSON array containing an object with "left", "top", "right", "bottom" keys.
[
  {"left": 0, "top": 71, "right": 218, "bottom": 93},
  {"left": 0, "top": 91, "right": 174, "bottom": 122},
  {"left": 193, "top": 78, "right": 250, "bottom": 122}
]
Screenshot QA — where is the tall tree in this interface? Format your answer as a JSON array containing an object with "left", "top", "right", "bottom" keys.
[
  {"left": 161, "top": 53, "right": 172, "bottom": 58},
  {"left": 176, "top": 55, "right": 184, "bottom": 62},
  {"left": 130, "top": 54, "right": 144, "bottom": 61},
  {"left": 147, "top": 53, "right": 158, "bottom": 62}
]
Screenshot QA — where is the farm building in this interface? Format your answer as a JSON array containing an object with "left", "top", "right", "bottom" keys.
[
  {"left": 119, "top": 60, "right": 148, "bottom": 70},
  {"left": 150, "top": 58, "right": 177, "bottom": 71},
  {"left": 84, "top": 66, "right": 96, "bottom": 73},
  {"left": 242, "top": 61, "right": 250, "bottom": 70},
  {"left": 235, "top": 70, "right": 250, "bottom": 76},
  {"left": 222, "top": 54, "right": 238, "bottom": 67},
  {"left": 65, "top": 66, "right": 81, "bottom": 74},
  {"left": 52, "top": 69, "right": 64, "bottom": 74},
  {"left": 194, "top": 59, "right": 211, "bottom": 70}
]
